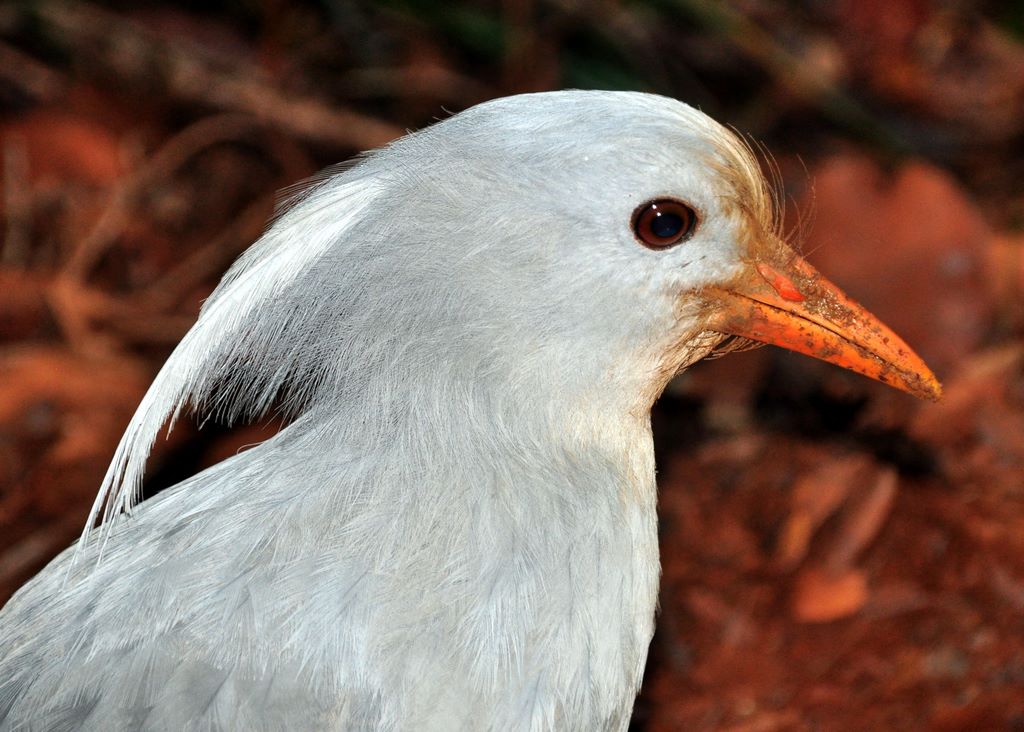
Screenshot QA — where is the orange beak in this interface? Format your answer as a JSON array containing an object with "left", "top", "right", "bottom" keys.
[{"left": 701, "top": 251, "right": 942, "bottom": 401}]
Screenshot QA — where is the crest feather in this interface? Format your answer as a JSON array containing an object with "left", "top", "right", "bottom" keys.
[{"left": 81, "top": 173, "right": 381, "bottom": 547}]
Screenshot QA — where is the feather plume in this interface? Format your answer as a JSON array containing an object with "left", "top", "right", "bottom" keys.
[{"left": 81, "top": 172, "right": 382, "bottom": 546}]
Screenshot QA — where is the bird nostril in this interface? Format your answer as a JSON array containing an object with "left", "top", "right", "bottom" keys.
[{"left": 755, "top": 262, "right": 805, "bottom": 302}]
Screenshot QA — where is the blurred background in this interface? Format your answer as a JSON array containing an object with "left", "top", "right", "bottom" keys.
[{"left": 1, "top": 0, "right": 1023, "bottom": 729}]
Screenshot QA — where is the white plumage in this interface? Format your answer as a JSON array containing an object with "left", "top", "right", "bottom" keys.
[{"left": 0, "top": 90, "right": 936, "bottom": 731}]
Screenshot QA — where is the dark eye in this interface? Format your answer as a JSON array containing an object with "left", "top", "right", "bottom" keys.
[{"left": 632, "top": 199, "right": 697, "bottom": 249}]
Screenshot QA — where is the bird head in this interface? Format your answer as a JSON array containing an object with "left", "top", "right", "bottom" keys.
[
  {"left": 89, "top": 90, "right": 940, "bottom": 527},
  {"left": 350, "top": 91, "right": 941, "bottom": 409}
]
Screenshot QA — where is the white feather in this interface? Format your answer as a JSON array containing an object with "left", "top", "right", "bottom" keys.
[{"left": 2, "top": 90, "right": 775, "bottom": 731}]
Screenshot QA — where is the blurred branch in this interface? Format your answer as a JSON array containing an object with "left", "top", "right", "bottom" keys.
[
  {"left": 62, "top": 114, "right": 269, "bottom": 281},
  {"left": 53, "top": 115, "right": 303, "bottom": 351},
  {"left": 674, "top": 0, "right": 910, "bottom": 153},
  {"left": 137, "top": 193, "right": 275, "bottom": 312},
  {"left": 25, "top": 1, "right": 403, "bottom": 151},
  {"left": 0, "top": 40, "right": 66, "bottom": 102},
  {"left": 2, "top": 134, "right": 31, "bottom": 266}
]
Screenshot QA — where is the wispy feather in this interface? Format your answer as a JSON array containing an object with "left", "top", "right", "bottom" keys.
[{"left": 82, "top": 174, "right": 382, "bottom": 543}]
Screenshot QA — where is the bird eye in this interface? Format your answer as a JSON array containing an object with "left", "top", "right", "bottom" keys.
[{"left": 633, "top": 199, "right": 697, "bottom": 249}]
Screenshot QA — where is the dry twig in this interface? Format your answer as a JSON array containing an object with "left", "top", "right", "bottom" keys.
[
  {"left": 2, "top": 133, "right": 30, "bottom": 266},
  {"left": 30, "top": 1, "right": 402, "bottom": 151},
  {"left": 0, "top": 40, "right": 66, "bottom": 102},
  {"left": 63, "top": 114, "right": 274, "bottom": 281}
]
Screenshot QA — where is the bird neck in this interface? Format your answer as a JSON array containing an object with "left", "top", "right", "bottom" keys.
[{"left": 264, "top": 377, "right": 663, "bottom": 723}]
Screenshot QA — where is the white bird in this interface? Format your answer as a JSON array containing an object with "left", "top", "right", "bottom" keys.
[{"left": 0, "top": 91, "right": 940, "bottom": 731}]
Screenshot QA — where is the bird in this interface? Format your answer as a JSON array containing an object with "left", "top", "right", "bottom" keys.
[{"left": 0, "top": 90, "right": 940, "bottom": 731}]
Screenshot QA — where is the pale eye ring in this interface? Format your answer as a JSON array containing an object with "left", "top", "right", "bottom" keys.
[{"left": 632, "top": 199, "right": 698, "bottom": 249}]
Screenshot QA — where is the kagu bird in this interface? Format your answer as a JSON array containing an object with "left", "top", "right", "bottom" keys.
[{"left": 0, "top": 91, "right": 940, "bottom": 731}]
